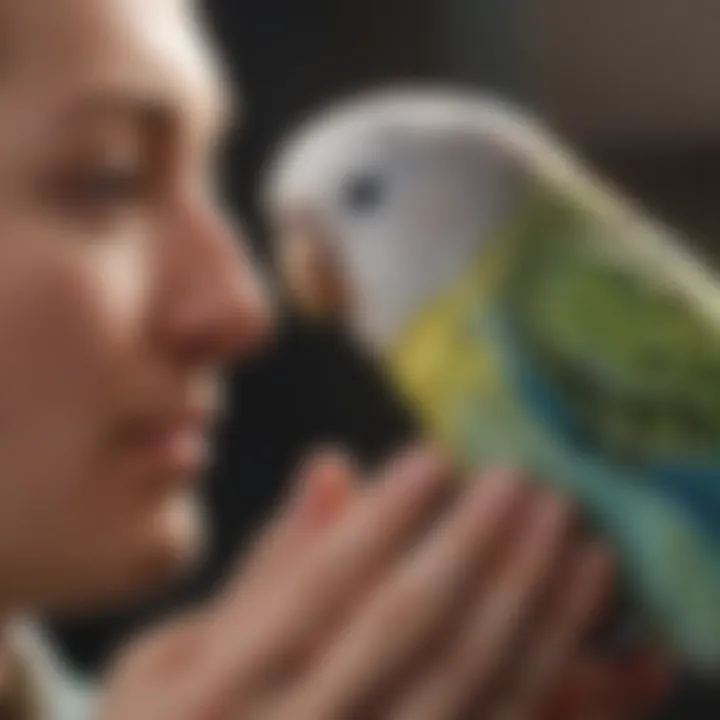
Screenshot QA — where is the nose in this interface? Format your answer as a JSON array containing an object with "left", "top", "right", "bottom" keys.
[{"left": 155, "top": 193, "right": 275, "bottom": 364}]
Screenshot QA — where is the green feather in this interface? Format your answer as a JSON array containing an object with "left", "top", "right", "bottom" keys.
[{"left": 386, "top": 181, "right": 720, "bottom": 673}]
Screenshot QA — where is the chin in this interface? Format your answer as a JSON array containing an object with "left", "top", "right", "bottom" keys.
[
  {"left": 131, "top": 489, "right": 208, "bottom": 597},
  {"left": 40, "top": 490, "right": 208, "bottom": 615}
]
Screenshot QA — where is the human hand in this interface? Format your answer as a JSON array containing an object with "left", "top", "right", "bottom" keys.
[{"left": 100, "top": 447, "right": 664, "bottom": 720}]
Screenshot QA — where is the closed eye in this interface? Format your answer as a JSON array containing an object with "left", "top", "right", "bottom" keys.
[
  {"left": 64, "top": 166, "right": 150, "bottom": 207},
  {"left": 45, "top": 162, "right": 155, "bottom": 226}
]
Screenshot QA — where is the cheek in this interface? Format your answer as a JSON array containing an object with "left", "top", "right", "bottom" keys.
[{"left": 0, "top": 222, "right": 152, "bottom": 505}]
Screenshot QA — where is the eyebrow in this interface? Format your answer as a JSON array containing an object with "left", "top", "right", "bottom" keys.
[{"left": 59, "top": 79, "right": 238, "bottom": 146}]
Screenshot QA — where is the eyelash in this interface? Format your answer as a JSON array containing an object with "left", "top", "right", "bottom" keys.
[
  {"left": 68, "top": 166, "right": 149, "bottom": 206},
  {"left": 46, "top": 164, "right": 154, "bottom": 224}
]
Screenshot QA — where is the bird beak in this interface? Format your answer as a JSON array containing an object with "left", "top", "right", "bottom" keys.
[{"left": 274, "top": 209, "right": 349, "bottom": 322}]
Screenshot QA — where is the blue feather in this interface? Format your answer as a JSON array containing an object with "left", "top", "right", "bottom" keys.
[
  {"left": 646, "top": 463, "right": 720, "bottom": 539},
  {"left": 483, "top": 309, "right": 596, "bottom": 451},
  {"left": 483, "top": 307, "right": 720, "bottom": 542}
]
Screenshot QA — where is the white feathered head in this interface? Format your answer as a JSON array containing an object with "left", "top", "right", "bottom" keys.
[{"left": 262, "top": 87, "right": 546, "bottom": 350}]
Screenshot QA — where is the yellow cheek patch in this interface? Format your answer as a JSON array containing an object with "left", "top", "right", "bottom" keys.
[{"left": 385, "top": 240, "right": 511, "bottom": 450}]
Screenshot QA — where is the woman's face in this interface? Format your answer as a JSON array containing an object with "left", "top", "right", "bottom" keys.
[{"left": 0, "top": 0, "right": 271, "bottom": 612}]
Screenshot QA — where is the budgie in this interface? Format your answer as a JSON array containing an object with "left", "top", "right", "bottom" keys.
[{"left": 262, "top": 87, "right": 720, "bottom": 674}]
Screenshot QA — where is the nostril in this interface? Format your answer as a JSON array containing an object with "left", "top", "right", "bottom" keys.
[{"left": 159, "top": 260, "right": 276, "bottom": 365}]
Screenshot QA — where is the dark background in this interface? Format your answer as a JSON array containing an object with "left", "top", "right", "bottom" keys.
[{"left": 48, "top": 1, "right": 720, "bottom": 716}]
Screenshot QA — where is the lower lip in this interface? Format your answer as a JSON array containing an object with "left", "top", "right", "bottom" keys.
[{"left": 127, "top": 427, "right": 209, "bottom": 473}]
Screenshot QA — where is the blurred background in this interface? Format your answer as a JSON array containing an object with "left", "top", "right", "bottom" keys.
[{"left": 48, "top": 1, "right": 720, "bottom": 716}]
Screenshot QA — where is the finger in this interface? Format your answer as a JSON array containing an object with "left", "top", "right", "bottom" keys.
[
  {"left": 488, "top": 542, "right": 614, "bottom": 720},
  {"left": 196, "top": 446, "right": 450, "bottom": 702},
  {"left": 109, "top": 614, "right": 205, "bottom": 679},
  {"left": 382, "top": 491, "right": 575, "bottom": 720},
  {"left": 278, "top": 469, "right": 529, "bottom": 719},
  {"left": 223, "top": 448, "right": 359, "bottom": 597}
]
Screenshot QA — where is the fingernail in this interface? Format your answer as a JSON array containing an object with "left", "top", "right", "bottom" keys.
[
  {"left": 469, "top": 466, "right": 526, "bottom": 512},
  {"left": 394, "top": 445, "right": 451, "bottom": 493},
  {"left": 480, "top": 466, "right": 526, "bottom": 496},
  {"left": 290, "top": 447, "right": 353, "bottom": 510}
]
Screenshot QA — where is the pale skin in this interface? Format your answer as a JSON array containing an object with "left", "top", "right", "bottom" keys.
[{"left": 0, "top": 0, "right": 670, "bottom": 718}]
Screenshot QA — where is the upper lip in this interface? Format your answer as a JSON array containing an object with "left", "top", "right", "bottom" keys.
[
  {"left": 121, "top": 404, "right": 218, "bottom": 445},
  {"left": 146, "top": 410, "right": 211, "bottom": 436}
]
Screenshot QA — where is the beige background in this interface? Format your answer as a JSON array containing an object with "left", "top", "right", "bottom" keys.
[
  {"left": 529, "top": 0, "right": 720, "bottom": 147},
  {"left": 525, "top": 0, "right": 720, "bottom": 254}
]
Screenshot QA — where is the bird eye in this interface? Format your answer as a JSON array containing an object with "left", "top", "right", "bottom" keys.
[{"left": 342, "top": 173, "right": 386, "bottom": 216}]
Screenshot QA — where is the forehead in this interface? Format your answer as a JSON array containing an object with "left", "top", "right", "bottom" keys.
[{"left": 0, "top": 0, "right": 234, "bottom": 145}]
